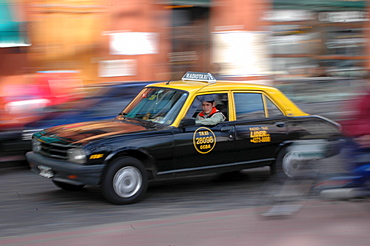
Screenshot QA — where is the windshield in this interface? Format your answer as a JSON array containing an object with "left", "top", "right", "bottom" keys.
[{"left": 121, "top": 87, "right": 188, "bottom": 125}]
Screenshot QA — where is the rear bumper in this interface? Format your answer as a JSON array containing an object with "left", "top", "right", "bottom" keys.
[
  {"left": 288, "top": 139, "right": 344, "bottom": 160},
  {"left": 26, "top": 151, "right": 105, "bottom": 186},
  {"left": 322, "top": 139, "right": 345, "bottom": 158}
]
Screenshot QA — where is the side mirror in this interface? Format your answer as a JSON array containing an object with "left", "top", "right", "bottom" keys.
[{"left": 179, "top": 118, "right": 195, "bottom": 127}]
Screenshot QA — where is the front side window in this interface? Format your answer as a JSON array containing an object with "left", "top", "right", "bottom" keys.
[
  {"left": 122, "top": 87, "right": 188, "bottom": 125},
  {"left": 185, "top": 93, "right": 228, "bottom": 120}
]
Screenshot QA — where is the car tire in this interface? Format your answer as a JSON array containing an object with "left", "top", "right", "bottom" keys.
[
  {"left": 52, "top": 180, "right": 85, "bottom": 191},
  {"left": 274, "top": 146, "right": 305, "bottom": 182},
  {"left": 101, "top": 157, "right": 148, "bottom": 205}
]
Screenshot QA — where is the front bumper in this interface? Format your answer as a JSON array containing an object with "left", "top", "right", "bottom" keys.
[{"left": 26, "top": 151, "right": 105, "bottom": 186}]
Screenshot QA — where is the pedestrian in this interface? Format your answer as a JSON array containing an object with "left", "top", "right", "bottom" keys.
[{"left": 339, "top": 71, "right": 370, "bottom": 187}]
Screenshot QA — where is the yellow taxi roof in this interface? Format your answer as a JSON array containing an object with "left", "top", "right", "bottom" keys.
[
  {"left": 147, "top": 80, "right": 280, "bottom": 94},
  {"left": 146, "top": 79, "right": 308, "bottom": 118}
]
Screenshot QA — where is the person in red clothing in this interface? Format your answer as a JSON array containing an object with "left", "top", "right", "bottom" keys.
[
  {"left": 313, "top": 75, "right": 370, "bottom": 199},
  {"left": 195, "top": 95, "right": 226, "bottom": 125},
  {"left": 342, "top": 92, "right": 370, "bottom": 147},
  {"left": 338, "top": 73, "right": 370, "bottom": 188}
]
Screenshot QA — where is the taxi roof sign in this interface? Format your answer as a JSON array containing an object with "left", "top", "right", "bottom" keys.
[{"left": 182, "top": 71, "right": 216, "bottom": 83}]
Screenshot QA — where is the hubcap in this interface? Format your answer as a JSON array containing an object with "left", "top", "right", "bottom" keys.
[
  {"left": 282, "top": 152, "right": 303, "bottom": 178},
  {"left": 113, "top": 166, "right": 142, "bottom": 198}
]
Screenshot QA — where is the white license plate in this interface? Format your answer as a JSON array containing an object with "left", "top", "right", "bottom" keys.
[{"left": 38, "top": 165, "right": 54, "bottom": 178}]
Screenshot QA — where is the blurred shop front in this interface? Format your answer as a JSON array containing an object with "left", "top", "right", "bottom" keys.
[
  {"left": 167, "top": 2, "right": 211, "bottom": 80},
  {"left": 269, "top": 0, "right": 368, "bottom": 79},
  {"left": 0, "top": 0, "right": 29, "bottom": 77},
  {"left": 163, "top": 0, "right": 271, "bottom": 81},
  {"left": 0, "top": 0, "right": 369, "bottom": 86},
  {"left": 0, "top": 0, "right": 172, "bottom": 85},
  {"left": 268, "top": 0, "right": 369, "bottom": 115}
]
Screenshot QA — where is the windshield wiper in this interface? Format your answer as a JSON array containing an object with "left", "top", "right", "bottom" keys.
[
  {"left": 117, "top": 112, "right": 157, "bottom": 127},
  {"left": 117, "top": 112, "right": 127, "bottom": 118},
  {"left": 128, "top": 117, "right": 156, "bottom": 128}
]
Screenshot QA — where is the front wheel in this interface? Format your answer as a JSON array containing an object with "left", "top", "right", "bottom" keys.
[{"left": 101, "top": 157, "right": 148, "bottom": 205}]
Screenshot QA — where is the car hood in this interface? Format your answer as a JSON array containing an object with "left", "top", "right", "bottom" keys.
[
  {"left": 25, "top": 110, "right": 115, "bottom": 131},
  {"left": 38, "top": 119, "right": 152, "bottom": 145}
]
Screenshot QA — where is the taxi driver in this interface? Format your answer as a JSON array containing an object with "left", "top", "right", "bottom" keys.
[{"left": 196, "top": 95, "right": 226, "bottom": 125}]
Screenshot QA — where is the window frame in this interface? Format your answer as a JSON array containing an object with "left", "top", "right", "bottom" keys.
[
  {"left": 231, "top": 91, "right": 286, "bottom": 121},
  {"left": 184, "top": 92, "right": 229, "bottom": 120}
]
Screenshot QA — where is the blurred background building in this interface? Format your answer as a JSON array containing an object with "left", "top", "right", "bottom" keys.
[
  {"left": 1, "top": 0, "right": 368, "bottom": 163},
  {"left": 0, "top": 0, "right": 369, "bottom": 104},
  {"left": 1, "top": 0, "right": 368, "bottom": 84}
]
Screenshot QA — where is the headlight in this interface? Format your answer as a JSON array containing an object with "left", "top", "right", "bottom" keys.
[
  {"left": 67, "top": 148, "right": 87, "bottom": 164},
  {"left": 22, "top": 129, "right": 44, "bottom": 141},
  {"left": 32, "top": 138, "right": 42, "bottom": 153}
]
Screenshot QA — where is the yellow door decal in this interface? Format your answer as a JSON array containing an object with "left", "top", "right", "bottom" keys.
[
  {"left": 193, "top": 127, "right": 217, "bottom": 154},
  {"left": 249, "top": 126, "right": 271, "bottom": 143}
]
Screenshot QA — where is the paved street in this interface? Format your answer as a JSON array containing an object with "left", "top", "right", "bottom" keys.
[
  {"left": 1, "top": 198, "right": 370, "bottom": 246},
  {"left": 1, "top": 153, "right": 369, "bottom": 245},
  {"left": 0, "top": 165, "right": 272, "bottom": 238}
]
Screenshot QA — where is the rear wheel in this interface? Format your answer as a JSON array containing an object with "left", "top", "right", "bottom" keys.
[
  {"left": 274, "top": 146, "right": 306, "bottom": 181},
  {"left": 101, "top": 157, "right": 148, "bottom": 205},
  {"left": 52, "top": 180, "right": 85, "bottom": 191}
]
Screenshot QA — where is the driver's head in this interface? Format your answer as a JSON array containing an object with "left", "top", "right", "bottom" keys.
[{"left": 202, "top": 95, "right": 215, "bottom": 114}]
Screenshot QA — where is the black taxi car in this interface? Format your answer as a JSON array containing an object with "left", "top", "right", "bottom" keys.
[{"left": 26, "top": 72, "right": 342, "bottom": 204}]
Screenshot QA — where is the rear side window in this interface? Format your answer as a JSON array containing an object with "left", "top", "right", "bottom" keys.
[
  {"left": 234, "top": 93, "right": 265, "bottom": 120},
  {"left": 265, "top": 97, "right": 284, "bottom": 117},
  {"left": 234, "top": 93, "right": 284, "bottom": 120}
]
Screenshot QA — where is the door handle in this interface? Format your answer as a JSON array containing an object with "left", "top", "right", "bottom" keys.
[
  {"left": 275, "top": 122, "right": 285, "bottom": 127},
  {"left": 221, "top": 126, "right": 233, "bottom": 132}
]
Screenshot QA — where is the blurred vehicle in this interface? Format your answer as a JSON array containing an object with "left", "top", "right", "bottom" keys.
[
  {"left": 0, "top": 71, "right": 83, "bottom": 163},
  {"left": 22, "top": 81, "right": 150, "bottom": 139},
  {"left": 274, "top": 76, "right": 366, "bottom": 122},
  {"left": 26, "top": 72, "right": 342, "bottom": 204},
  {"left": 324, "top": 60, "right": 366, "bottom": 78},
  {"left": 314, "top": 81, "right": 370, "bottom": 200},
  {"left": 0, "top": 81, "right": 149, "bottom": 163},
  {"left": 1, "top": 71, "right": 83, "bottom": 118},
  {"left": 314, "top": 140, "right": 370, "bottom": 200},
  {"left": 326, "top": 67, "right": 365, "bottom": 78}
]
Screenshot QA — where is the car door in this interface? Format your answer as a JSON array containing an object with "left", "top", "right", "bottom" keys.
[
  {"left": 232, "top": 92, "right": 288, "bottom": 164},
  {"left": 172, "top": 93, "right": 236, "bottom": 173}
]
